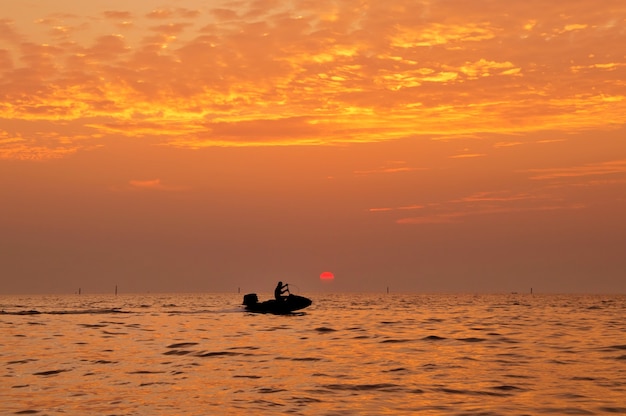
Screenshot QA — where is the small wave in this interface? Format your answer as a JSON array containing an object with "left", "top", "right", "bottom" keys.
[
  {"left": 606, "top": 344, "right": 626, "bottom": 350},
  {"left": 8, "top": 359, "right": 37, "bottom": 365},
  {"left": 140, "top": 381, "right": 174, "bottom": 387},
  {"left": 291, "top": 396, "right": 323, "bottom": 404},
  {"left": 93, "top": 360, "right": 117, "bottom": 364},
  {"left": 558, "top": 393, "right": 587, "bottom": 399},
  {"left": 250, "top": 399, "right": 284, "bottom": 407},
  {"left": 1, "top": 309, "right": 128, "bottom": 315},
  {"left": 163, "top": 350, "right": 193, "bottom": 356},
  {"left": 323, "top": 383, "right": 402, "bottom": 392},
  {"left": 491, "top": 385, "right": 525, "bottom": 392},
  {"left": 79, "top": 323, "right": 108, "bottom": 328},
  {"left": 33, "top": 369, "right": 70, "bottom": 376},
  {"left": 436, "top": 387, "right": 512, "bottom": 397},
  {"left": 128, "top": 370, "right": 166, "bottom": 374},
  {"left": 257, "top": 387, "right": 287, "bottom": 394},
  {"left": 422, "top": 335, "right": 446, "bottom": 341},
  {"left": 457, "top": 337, "right": 486, "bottom": 343},
  {"left": 102, "top": 330, "right": 128, "bottom": 335},
  {"left": 54, "top": 308, "right": 128, "bottom": 315},
  {"left": 599, "top": 407, "right": 626, "bottom": 413},
  {"left": 227, "top": 346, "right": 260, "bottom": 351},
  {"left": 384, "top": 367, "right": 408, "bottom": 373},
  {"left": 380, "top": 338, "right": 413, "bottom": 343},
  {"left": 1, "top": 310, "right": 40, "bottom": 315},
  {"left": 496, "top": 336, "right": 520, "bottom": 344},
  {"left": 536, "top": 406, "right": 595, "bottom": 415},
  {"left": 167, "top": 342, "right": 199, "bottom": 349},
  {"left": 315, "top": 327, "right": 336, "bottom": 332},
  {"left": 196, "top": 351, "right": 242, "bottom": 357}
]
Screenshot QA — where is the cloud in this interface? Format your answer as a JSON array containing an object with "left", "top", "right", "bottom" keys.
[
  {"left": 458, "top": 59, "right": 521, "bottom": 79},
  {"left": 494, "top": 141, "right": 524, "bottom": 148},
  {"left": 1, "top": 1, "right": 626, "bottom": 158},
  {"left": 454, "top": 191, "right": 536, "bottom": 203},
  {"left": 150, "top": 23, "right": 191, "bottom": 36},
  {"left": 372, "top": 189, "right": 585, "bottom": 226},
  {"left": 146, "top": 9, "right": 178, "bottom": 19},
  {"left": 354, "top": 161, "right": 427, "bottom": 175},
  {"left": 370, "top": 204, "right": 425, "bottom": 213},
  {"left": 397, "top": 212, "right": 464, "bottom": 225},
  {"left": 129, "top": 179, "right": 162, "bottom": 189},
  {"left": 449, "top": 153, "right": 487, "bottom": 159},
  {"left": 103, "top": 11, "right": 134, "bottom": 20},
  {"left": 146, "top": 8, "right": 200, "bottom": 20},
  {"left": 210, "top": 8, "right": 239, "bottom": 21},
  {"left": 126, "top": 179, "right": 186, "bottom": 192},
  {"left": 0, "top": 18, "right": 23, "bottom": 44},
  {"left": 0, "top": 133, "right": 79, "bottom": 160},
  {"left": 396, "top": 203, "right": 585, "bottom": 225},
  {"left": 390, "top": 21, "right": 497, "bottom": 49},
  {"left": 526, "top": 159, "right": 626, "bottom": 181}
]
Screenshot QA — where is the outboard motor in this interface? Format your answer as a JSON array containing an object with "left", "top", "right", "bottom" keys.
[{"left": 242, "top": 293, "right": 258, "bottom": 306}]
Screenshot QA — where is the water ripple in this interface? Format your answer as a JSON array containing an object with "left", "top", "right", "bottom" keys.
[{"left": 2, "top": 292, "right": 625, "bottom": 415}]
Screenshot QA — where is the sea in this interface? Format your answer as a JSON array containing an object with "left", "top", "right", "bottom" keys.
[{"left": 1, "top": 292, "right": 625, "bottom": 415}]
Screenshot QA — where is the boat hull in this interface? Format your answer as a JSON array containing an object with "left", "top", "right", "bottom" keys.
[{"left": 243, "top": 294, "right": 312, "bottom": 314}]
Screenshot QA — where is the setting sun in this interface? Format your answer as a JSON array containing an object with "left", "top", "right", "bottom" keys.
[{"left": 320, "top": 272, "right": 335, "bottom": 280}]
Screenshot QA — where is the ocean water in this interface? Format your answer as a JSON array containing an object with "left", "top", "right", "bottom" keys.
[{"left": 1, "top": 293, "right": 625, "bottom": 415}]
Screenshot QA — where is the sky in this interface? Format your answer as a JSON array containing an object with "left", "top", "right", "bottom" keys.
[{"left": 1, "top": 0, "right": 625, "bottom": 295}]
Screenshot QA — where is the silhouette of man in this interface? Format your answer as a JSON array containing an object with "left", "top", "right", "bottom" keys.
[{"left": 275, "top": 281, "right": 289, "bottom": 300}]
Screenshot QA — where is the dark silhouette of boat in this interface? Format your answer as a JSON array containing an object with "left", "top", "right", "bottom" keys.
[{"left": 242, "top": 293, "right": 312, "bottom": 314}]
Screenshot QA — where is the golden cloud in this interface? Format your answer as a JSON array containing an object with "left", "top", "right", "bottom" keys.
[{"left": 0, "top": 1, "right": 625, "bottom": 158}]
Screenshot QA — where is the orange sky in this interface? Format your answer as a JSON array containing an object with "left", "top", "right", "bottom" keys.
[{"left": 1, "top": 0, "right": 625, "bottom": 294}]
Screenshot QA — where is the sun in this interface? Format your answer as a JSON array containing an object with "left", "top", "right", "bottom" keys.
[{"left": 320, "top": 271, "right": 335, "bottom": 280}]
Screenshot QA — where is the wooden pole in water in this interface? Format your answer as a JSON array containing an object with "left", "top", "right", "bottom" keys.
[{"left": 115, "top": 285, "right": 118, "bottom": 296}]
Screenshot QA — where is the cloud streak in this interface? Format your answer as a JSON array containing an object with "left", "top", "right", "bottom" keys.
[
  {"left": 526, "top": 159, "right": 626, "bottom": 181},
  {"left": 396, "top": 203, "right": 586, "bottom": 225},
  {"left": 371, "top": 189, "right": 588, "bottom": 225},
  {"left": 109, "top": 179, "right": 188, "bottom": 192}
]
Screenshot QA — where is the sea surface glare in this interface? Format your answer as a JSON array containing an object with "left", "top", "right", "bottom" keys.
[{"left": 1, "top": 293, "right": 625, "bottom": 415}]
